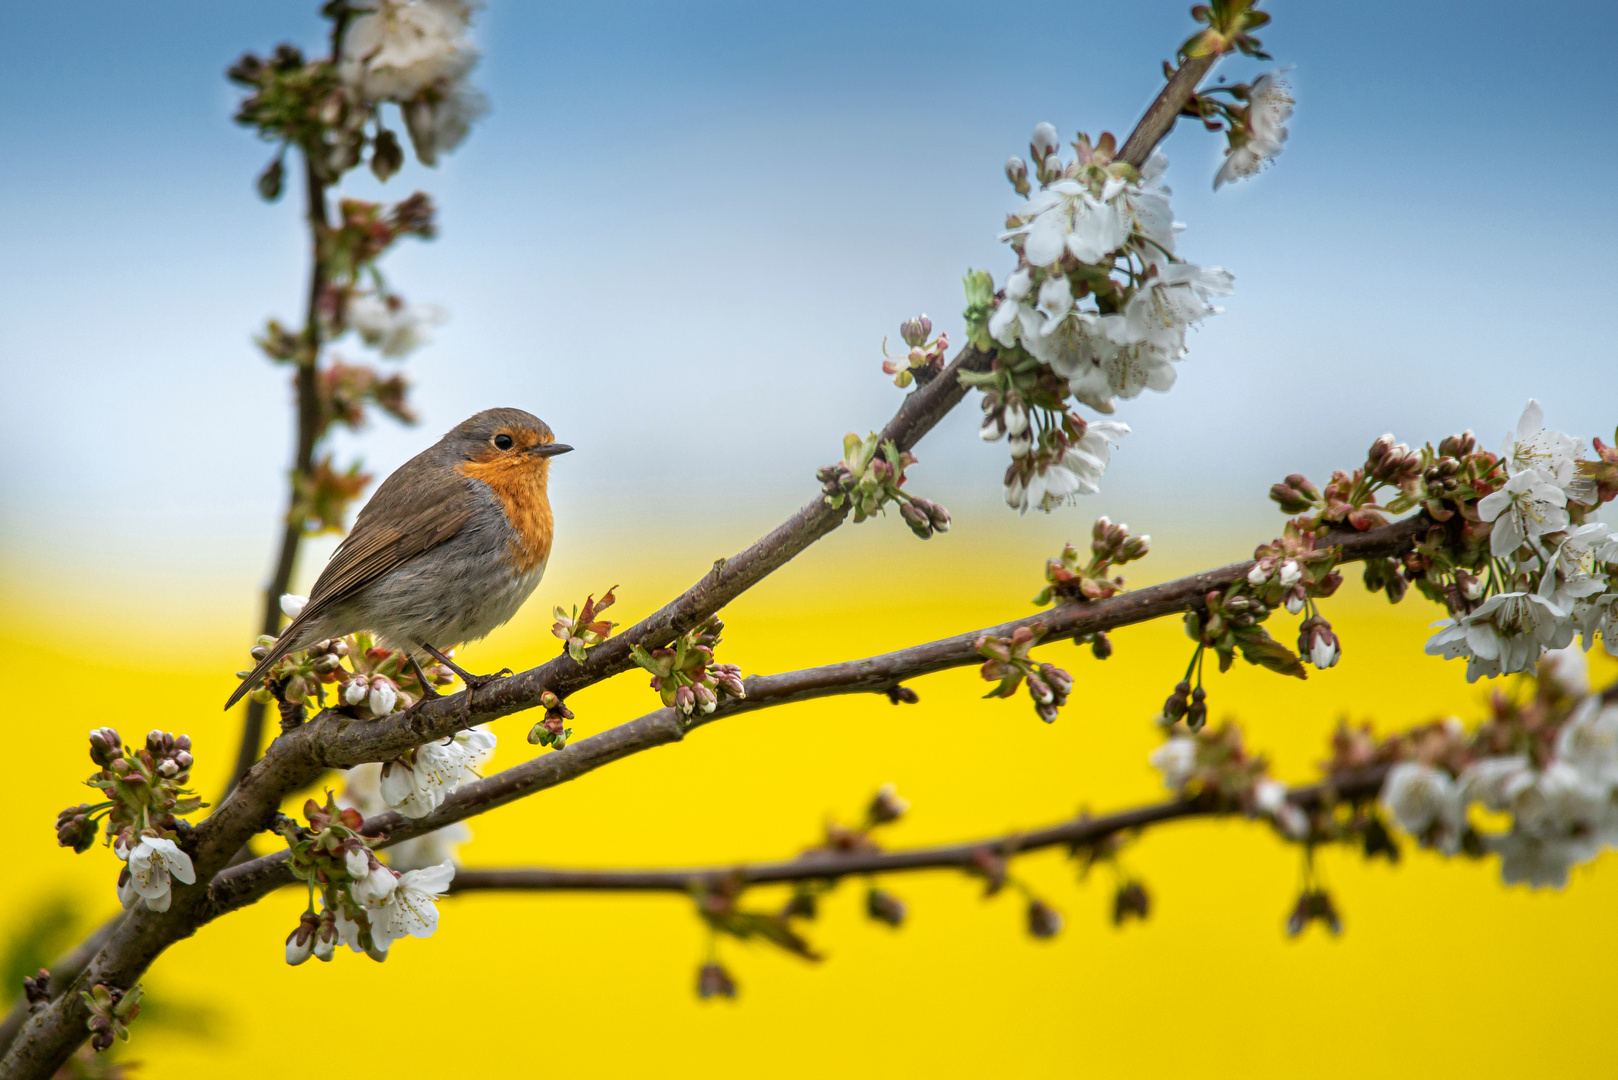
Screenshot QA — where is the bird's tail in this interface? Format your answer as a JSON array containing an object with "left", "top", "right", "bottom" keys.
[{"left": 222, "top": 613, "right": 316, "bottom": 710}]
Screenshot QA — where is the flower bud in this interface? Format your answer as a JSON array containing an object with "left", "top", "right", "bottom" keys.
[
  {"left": 1029, "top": 122, "right": 1059, "bottom": 163},
  {"left": 285, "top": 911, "right": 320, "bottom": 966},
  {"left": 693, "top": 683, "right": 718, "bottom": 714},
  {"left": 280, "top": 593, "right": 309, "bottom": 619},
  {"left": 368, "top": 677, "right": 397, "bottom": 716},
  {"left": 1005, "top": 155, "right": 1030, "bottom": 195},
  {"left": 1456, "top": 568, "right": 1483, "bottom": 601},
  {"left": 923, "top": 501, "right": 951, "bottom": 533},
  {"left": 1113, "top": 881, "right": 1150, "bottom": 925},
  {"left": 867, "top": 783, "right": 909, "bottom": 824},
  {"left": 1120, "top": 534, "right": 1150, "bottom": 561},
  {"left": 866, "top": 887, "right": 907, "bottom": 927},
  {"left": 696, "top": 961, "right": 737, "bottom": 999},
  {"left": 1283, "top": 473, "right": 1319, "bottom": 500},
  {"left": 1268, "top": 481, "right": 1314, "bottom": 514},
  {"left": 886, "top": 685, "right": 920, "bottom": 705},
  {"left": 899, "top": 314, "right": 932, "bottom": 347},
  {"left": 1298, "top": 616, "right": 1340, "bottom": 670},
  {"left": 1039, "top": 662, "right": 1073, "bottom": 698},
  {"left": 1027, "top": 899, "right": 1064, "bottom": 939},
  {"left": 1438, "top": 431, "right": 1476, "bottom": 459},
  {"left": 1091, "top": 632, "right": 1113, "bottom": 660},
  {"left": 979, "top": 411, "right": 1006, "bottom": 442},
  {"left": 674, "top": 685, "right": 696, "bottom": 715},
  {"left": 900, "top": 500, "right": 932, "bottom": 538},
  {"left": 56, "top": 805, "right": 98, "bottom": 853},
  {"left": 88, "top": 728, "right": 122, "bottom": 768},
  {"left": 343, "top": 680, "right": 367, "bottom": 707}
]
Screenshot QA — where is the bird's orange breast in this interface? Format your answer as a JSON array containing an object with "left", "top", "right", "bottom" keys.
[{"left": 456, "top": 456, "right": 554, "bottom": 574}]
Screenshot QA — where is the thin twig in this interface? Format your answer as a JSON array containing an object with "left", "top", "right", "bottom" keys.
[
  {"left": 445, "top": 764, "right": 1390, "bottom": 894},
  {"left": 225, "top": 112, "right": 334, "bottom": 799}
]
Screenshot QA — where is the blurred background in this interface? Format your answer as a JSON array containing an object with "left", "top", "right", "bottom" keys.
[{"left": 4, "top": 1, "right": 1617, "bottom": 1076}]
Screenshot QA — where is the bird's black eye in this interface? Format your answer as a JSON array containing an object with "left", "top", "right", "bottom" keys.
[{"left": 493, "top": 434, "right": 514, "bottom": 451}]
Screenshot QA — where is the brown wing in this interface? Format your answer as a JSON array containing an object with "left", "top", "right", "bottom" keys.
[{"left": 223, "top": 450, "right": 473, "bottom": 709}]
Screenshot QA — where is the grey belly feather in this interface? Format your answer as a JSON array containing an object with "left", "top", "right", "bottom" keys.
[{"left": 297, "top": 482, "right": 546, "bottom": 656}]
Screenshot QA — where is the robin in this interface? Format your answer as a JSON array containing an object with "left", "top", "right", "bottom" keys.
[{"left": 224, "top": 407, "right": 571, "bottom": 710}]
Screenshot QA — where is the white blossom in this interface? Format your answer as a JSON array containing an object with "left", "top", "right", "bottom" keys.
[
  {"left": 1501, "top": 399, "right": 1584, "bottom": 492},
  {"left": 1150, "top": 737, "right": 1197, "bottom": 792},
  {"left": 1121, "top": 263, "right": 1233, "bottom": 355},
  {"left": 1555, "top": 698, "right": 1618, "bottom": 788},
  {"left": 1537, "top": 523, "right": 1612, "bottom": 610},
  {"left": 347, "top": 294, "right": 447, "bottom": 358},
  {"left": 1254, "top": 778, "right": 1309, "bottom": 839},
  {"left": 992, "top": 140, "right": 1230, "bottom": 415},
  {"left": 1539, "top": 645, "right": 1591, "bottom": 699},
  {"left": 402, "top": 78, "right": 489, "bottom": 165},
  {"left": 379, "top": 726, "right": 496, "bottom": 818},
  {"left": 1424, "top": 591, "right": 1571, "bottom": 682},
  {"left": 1379, "top": 763, "right": 1463, "bottom": 854},
  {"left": 121, "top": 836, "right": 197, "bottom": 913},
  {"left": 1477, "top": 470, "right": 1570, "bottom": 558},
  {"left": 351, "top": 863, "right": 399, "bottom": 908},
  {"left": 1006, "top": 421, "right": 1129, "bottom": 514},
  {"left": 1578, "top": 593, "right": 1618, "bottom": 655},
  {"left": 1460, "top": 754, "right": 1614, "bottom": 890},
  {"left": 280, "top": 593, "right": 308, "bottom": 619},
  {"left": 339, "top": 0, "right": 478, "bottom": 103},
  {"left": 1489, "top": 831, "right": 1596, "bottom": 890},
  {"left": 1214, "top": 70, "right": 1294, "bottom": 189},
  {"left": 388, "top": 822, "right": 475, "bottom": 871},
  {"left": 1456, "top": 755, "right": 1533, "bottom": 811},
  {"left": 368, "top": 861, "right": 456, "bottom": 950}
]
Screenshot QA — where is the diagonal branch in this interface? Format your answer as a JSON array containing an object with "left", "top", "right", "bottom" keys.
[
  {"left": 205, "top": 512, "right": 1427, "bottom": 915},
  {"left": 444, "top": 764, "right": 1390, "bottom": 894}
]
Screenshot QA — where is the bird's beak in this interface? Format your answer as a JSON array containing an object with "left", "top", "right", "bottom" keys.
[{"left": 534, "top": 442, "right": 573, "bottom": 458}]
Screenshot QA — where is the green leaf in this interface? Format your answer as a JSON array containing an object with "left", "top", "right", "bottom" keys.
[
  {"left": 628, "top": 644, "right": 671, "bottom": 678},
  {"left": 1236, "top": 628, "right": 1308, "bottom": 679}
]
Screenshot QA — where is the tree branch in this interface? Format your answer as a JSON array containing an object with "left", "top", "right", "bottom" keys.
[
  {"left": 205, "top": 512, "right": 1427, "bottom": 915},
  {"left": 5, "top": 47, "right": 1230, "bottom": 1080},
  {"left": 444, "top": 764, "right": 1390, "bottom": 894},
  {"left": 0, "top": 915, "right": 123, "bottom": 1058},
  {"left": 225, "top": 102, "right": 335, "bottom": 800}
]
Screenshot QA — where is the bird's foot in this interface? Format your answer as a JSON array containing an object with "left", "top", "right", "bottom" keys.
[
  {"left": 405, "top": 654, "right": 443, "bottom": 702},
  {"left": 417, "top": 642, "right": 511, "bottom": 719}
]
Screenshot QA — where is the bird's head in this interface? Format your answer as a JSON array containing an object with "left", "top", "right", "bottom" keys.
[{"left": 448, "top": 407, "right": 572, "bottom": 467}]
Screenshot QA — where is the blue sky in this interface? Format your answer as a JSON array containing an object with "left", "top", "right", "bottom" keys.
[{"left": 2, "top": 1, "right": 1616, "bottom": 589}]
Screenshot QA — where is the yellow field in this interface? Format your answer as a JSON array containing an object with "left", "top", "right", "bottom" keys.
[{"left": 6, "top": 509, "right": 1615, "bottom": 1077}]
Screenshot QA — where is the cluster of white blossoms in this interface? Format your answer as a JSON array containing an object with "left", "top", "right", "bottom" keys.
[
  {"left": 992, "top": 127, "right": 1234, "bottom": 417},
  {"left": 378, "top": 726, "right": 496, "bottom": 818},
  {"left": 341, "top": 761, "right": 474, "bottom": 869},
  {"left": 345, "top": 293, "right": 447, "bottom": 358},
  {"left": 1425, "top": 401, "right": 1616, "bottom": 681},
  {"left": 115, "top": 835, "right": 196, "bottom": 913},
  {"left": 339, "top": 0, "right": 487, "bottom": 165},
  {"left": 337, "top": 858, "right": 457, "bottom": 955},
  {"left": 1213, "top": 70, "right": 1295, "bottom": 190},
  {"left": 1382, "top": 668, "right": 1618, "bottom": 889}
]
